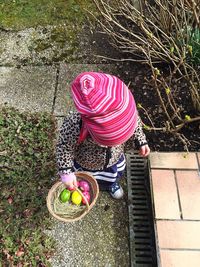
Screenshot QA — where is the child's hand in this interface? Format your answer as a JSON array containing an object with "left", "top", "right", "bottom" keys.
[
  {"left": 139, "top": 144, "right": 150, "bottom": 157},
  {"left": 60, "top": 173, "right": 78, "bottom": 190}
]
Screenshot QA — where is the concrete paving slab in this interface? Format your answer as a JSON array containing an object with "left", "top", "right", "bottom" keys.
[
  {"left": 151, "top": 169, "right": 180, "bottom": 219},
  {"left": 0, "top": 26, "right": 79, "bottom": 66},
  {"left": 160, "top": 250, "right": 200, "bottom": 267},
  {"left": 150, "top": 153, "right": 200, "bottom": 267},
  {"left": 46, "top": 190, "right": 129, "bottom": 267},
  {"left": 54, "top": 63, "right": 116, "bottom": 116},
  {"left": 0, "top": 66, "right": 57, "bottom": 112},
  {"left": 150, "top": 152, "right": 198, "bottom": 170}
]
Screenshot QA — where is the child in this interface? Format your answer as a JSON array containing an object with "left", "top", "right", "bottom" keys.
[{"left": 56, "top": 72, "right": 150, "bottom": 199}]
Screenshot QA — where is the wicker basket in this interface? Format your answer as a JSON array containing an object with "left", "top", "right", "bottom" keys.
[{"left": 46, "top": 171, "right": 99, "bottom": 222}]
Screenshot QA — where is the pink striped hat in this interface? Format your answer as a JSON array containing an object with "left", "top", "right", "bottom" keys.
[{"left": 71, "top": 72, "right": 138, "bottom": 146}]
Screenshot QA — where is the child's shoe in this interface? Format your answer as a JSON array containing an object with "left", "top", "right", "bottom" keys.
[{"left": 109, "top": 183, "right": 124, "bottom": 199}]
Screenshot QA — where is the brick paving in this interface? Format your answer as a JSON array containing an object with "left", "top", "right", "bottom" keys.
[{"left": 150, "top": 152, "right": 200, "bottom": 267}]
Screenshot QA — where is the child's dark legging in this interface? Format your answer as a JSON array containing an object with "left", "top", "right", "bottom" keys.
[{"left": 73, "top": 154, "right": 126, "bottom": 191}]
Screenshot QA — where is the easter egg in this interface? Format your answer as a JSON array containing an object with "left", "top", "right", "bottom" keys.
[
  {"left": 79, "top": 180, "right": 90, "bottom": 192},
  {"left": 71, "top": 191, "right": 82, "bottom": 205},
  {"left": 82, "top": 191, "right": 91, "bottom": 205},
  {"left": 60, "top": 189, "right": 71, "bottom": 203},
  {"left": 68, "top": 181, "right": 80, "bottom": 191}
]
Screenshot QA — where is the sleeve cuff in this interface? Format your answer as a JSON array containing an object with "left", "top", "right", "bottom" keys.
[
  {"left": 59, "top": 167, "right": 73, "bottom": 175},
  {"left": 138, "top": 142, "right": 148, "bottom": 147}
]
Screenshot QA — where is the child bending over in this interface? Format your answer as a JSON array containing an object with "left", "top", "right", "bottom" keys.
[{"left": 56, "top": 72, "right": 150, "bottom": 199}]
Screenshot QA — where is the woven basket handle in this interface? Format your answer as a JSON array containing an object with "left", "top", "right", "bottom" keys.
[{"left": 73, "top": 186, "right": 90, "bottom": 211}]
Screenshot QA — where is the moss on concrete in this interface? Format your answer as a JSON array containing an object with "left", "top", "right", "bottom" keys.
[
  {"left": 0, "top": 0, "right": 96, "bottom": 31},
  {"left": 0, "top": 1, "right": 98, "bottom": 65}
]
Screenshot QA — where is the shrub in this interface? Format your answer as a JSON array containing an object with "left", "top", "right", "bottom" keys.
[{"left": 92, "top": 0, "right": 200, "bottom": 149}]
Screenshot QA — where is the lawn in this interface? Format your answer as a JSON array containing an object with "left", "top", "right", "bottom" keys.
[
  {"left": 0, "top": 106, "right": 57, "bottom": 265},
  {"left": 0, "top": 0, "right": 95, "bottom": 30}
]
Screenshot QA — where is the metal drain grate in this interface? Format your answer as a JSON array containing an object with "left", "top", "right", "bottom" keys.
[{"left": 126, "top": 152, "right": 158, "bottom": 267}]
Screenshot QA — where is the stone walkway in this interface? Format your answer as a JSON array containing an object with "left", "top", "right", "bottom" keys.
[{"left": 149, "top": 152, "right": 200, "bottom": 267}]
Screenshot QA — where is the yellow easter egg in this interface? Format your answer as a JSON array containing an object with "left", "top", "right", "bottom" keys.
[{"left": 71, "top": 190, "right": 82, "bottom": 205}]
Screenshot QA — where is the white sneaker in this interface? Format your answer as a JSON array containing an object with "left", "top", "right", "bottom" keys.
[{"left": 109, "top": 183, "right": 124, "bottom": 199}]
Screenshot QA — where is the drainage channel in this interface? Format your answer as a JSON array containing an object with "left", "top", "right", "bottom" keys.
[{"left": 126, "top": 152, "right": 158, "bottom": 267}]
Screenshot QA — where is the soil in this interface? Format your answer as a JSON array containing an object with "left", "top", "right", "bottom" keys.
[
  {"left": 79, "top": 26, "right": 200, "bottom": 152},
  {"left": 126, "top": 64, "right": 200, "bottom": 152}
]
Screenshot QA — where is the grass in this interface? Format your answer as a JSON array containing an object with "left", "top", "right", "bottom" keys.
[
  {"left": 0, "top": 0, "right": 96, "bottom": 30},
  {"left": 0, "top": 106, "right": 57, "bottom": 266},
  {"left": 0, "top": 0, "right": 98, "bottom": 63}
]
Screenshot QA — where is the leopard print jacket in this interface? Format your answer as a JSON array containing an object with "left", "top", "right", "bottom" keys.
[{"left": 56, "top": 111, "right": 148, "bottom": 174}]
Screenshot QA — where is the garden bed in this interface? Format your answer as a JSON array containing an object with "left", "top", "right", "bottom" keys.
[
  {"left": 121, "top": 63, "right": 200, "bottom": 152},
  {"left": 84, "top": 31, "right": 200, "bottom": 152},
  {"left": 0, "top": 106, "right": 56, "bottom": 265}
]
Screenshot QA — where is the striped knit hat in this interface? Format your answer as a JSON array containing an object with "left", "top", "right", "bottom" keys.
[{"left": 71, "top": 72, "right": 138, "bottom": 146}]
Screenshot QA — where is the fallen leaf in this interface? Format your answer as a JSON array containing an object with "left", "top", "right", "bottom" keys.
[
  {"left": 7, "top": 196, "right": 13, "bottom": 204},
  {"left": 15, "top": 249, "right": 24, "bottom": 257},
  {"left": 3, "top": 249, "right": 12, "bottom": 260}
]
